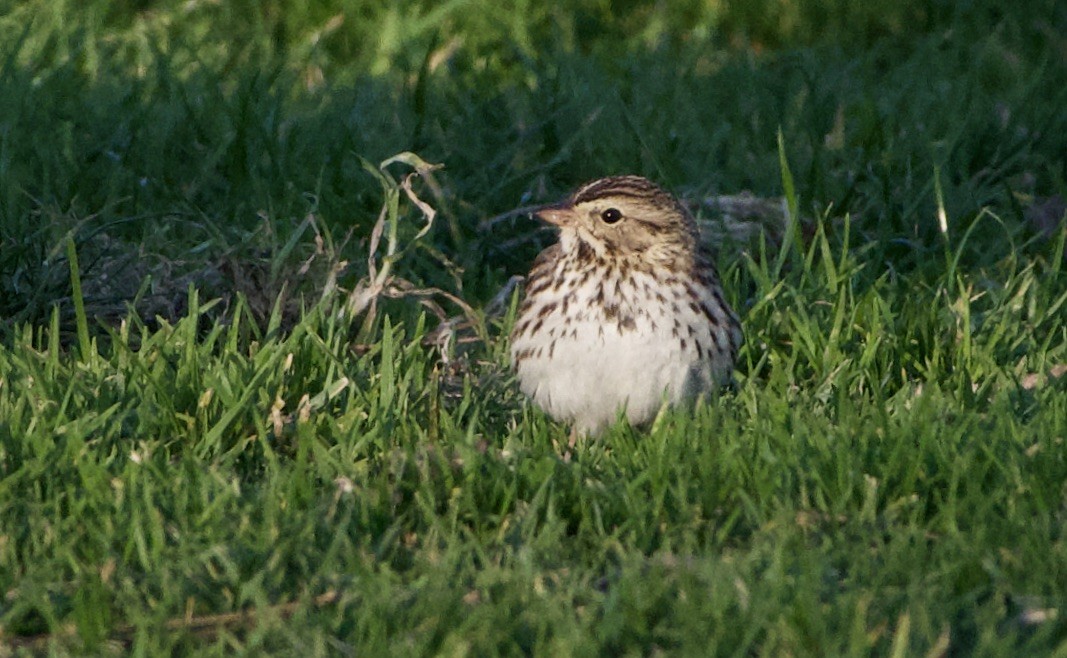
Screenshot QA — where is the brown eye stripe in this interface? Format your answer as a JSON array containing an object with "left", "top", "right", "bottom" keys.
[{"left": 632, "top": 218, "right": 673, "bottom": 235}]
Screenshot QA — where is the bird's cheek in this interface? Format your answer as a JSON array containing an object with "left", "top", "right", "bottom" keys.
[
  {"left": 609, "top": 227, "right": 645, "bottom": 253},
  {"left": 587, "top": 220, "right": 617, "bottom": 243}
]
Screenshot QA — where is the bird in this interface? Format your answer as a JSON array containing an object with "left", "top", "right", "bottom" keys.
[{"left": 510, "top": 175, "right": 742, "bottom": 436}]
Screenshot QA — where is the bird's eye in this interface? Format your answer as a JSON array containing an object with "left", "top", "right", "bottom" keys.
[{"left": 600, "top": 208, "right": 622, "bottom": 224}]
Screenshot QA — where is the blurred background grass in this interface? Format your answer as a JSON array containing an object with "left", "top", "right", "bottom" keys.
[{"left": 0, "top": 0, "right": 1064, "bottom": 329}]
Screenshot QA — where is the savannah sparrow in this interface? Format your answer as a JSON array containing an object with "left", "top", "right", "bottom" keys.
[{"left": 510, "top": 175, "right": 742, "bottom": 435}]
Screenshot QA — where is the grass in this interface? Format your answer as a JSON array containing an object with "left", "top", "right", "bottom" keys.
[{"left": 1, "top": 0, "right": 1065, "bottom": 654}]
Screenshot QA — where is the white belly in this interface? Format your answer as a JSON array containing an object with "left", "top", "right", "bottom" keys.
[{"left": 511, "top": 272, "right": 735, "bottom": 434}]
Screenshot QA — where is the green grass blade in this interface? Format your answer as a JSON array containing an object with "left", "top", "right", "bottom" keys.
[{"left": 65, "top": 236, "right": 92, "bottom": 362}]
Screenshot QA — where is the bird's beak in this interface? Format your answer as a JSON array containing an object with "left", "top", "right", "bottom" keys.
[{"left": 532, "top": 202, "right": 575, "bottom": 227}]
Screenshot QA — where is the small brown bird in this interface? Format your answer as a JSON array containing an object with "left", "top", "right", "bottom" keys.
[{"left": 510, "top": 175, "right": 742, "bottom": 435}]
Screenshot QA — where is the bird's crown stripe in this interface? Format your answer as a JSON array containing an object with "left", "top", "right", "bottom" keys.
[{"left": 573, "top": 176, "right": 664, "bottom": 204}]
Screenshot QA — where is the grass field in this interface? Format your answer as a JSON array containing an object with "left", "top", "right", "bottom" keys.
[{"left": 1, "top": 0, "right": 1065, "bottom": 654}]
